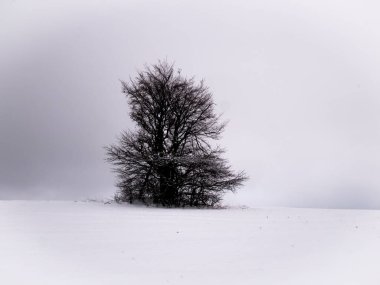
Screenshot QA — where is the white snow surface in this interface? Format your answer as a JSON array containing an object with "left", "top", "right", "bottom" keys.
[{"left": 1, "top": 201, "right": 380, "bottom": 285}]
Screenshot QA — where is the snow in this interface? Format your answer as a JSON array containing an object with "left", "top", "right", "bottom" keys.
[{"left": 1, "top": 201, "right": 380, "bottom": 285}]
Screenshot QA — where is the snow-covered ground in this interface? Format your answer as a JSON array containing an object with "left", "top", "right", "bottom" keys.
[{"left": 1, "top": 201, "right": 380, "bottom": 285}]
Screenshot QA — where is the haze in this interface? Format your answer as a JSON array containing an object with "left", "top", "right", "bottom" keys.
[{"left": 1, "top": 0, "right": 380, "bottom": 208}]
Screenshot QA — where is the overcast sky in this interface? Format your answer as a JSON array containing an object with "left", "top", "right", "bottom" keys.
[{"left": 1, "top": 0, "right": 380, "bottom": 208}]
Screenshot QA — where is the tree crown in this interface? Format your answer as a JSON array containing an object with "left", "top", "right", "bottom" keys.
[{"left": 106, "top": 61, "right": 247, "bottom": 207}]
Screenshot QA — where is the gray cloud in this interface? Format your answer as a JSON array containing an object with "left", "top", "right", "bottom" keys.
[{"left": 1, "top": 0, "right": 380, "bottom": 208}]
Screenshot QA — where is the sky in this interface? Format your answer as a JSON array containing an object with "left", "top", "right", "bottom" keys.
[{"left": 1, "top": 0, "right": 380, "bottom": 208}]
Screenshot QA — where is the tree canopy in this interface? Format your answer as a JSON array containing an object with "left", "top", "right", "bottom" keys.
[{"left": 106, "top": 61, "right": 247, "bottom": 207}]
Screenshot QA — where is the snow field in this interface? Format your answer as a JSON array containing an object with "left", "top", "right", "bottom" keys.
[{"left": 1, "top": 201, "right": 380, "bottom": 284}]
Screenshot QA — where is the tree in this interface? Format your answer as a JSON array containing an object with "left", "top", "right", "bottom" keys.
[{"left": 106, "top": 61, "right": 247, "bottom": 207}]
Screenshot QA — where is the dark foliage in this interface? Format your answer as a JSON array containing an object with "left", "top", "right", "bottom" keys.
[{"left": 106, "top": 61, "right": 247, "bottom": 207}]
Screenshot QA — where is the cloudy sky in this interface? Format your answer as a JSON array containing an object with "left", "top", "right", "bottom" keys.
[{"left": 1, "top": 0, "right": 380, "bottom": 208}]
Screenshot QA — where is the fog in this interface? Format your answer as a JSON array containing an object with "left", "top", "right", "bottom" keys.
[{"left": 1, "top": 0, "right": 380, "bottom": 208}]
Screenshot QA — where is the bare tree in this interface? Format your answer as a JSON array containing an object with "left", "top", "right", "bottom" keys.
[{"left": 106, "top": 61, "right": 247, "bottom": 207}]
